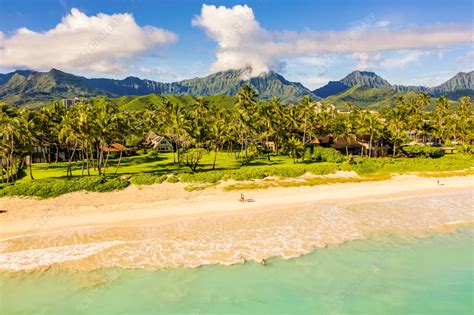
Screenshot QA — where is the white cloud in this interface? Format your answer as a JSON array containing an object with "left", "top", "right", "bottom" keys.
[
  {"left": 139, "top": 67, "right": 153, "bottom": 74},
  {"left": 376, "top": 20, "right": 391, "bottom": 28},
  {"left": 405, "top": 70, "right": 455, "bottom": 87},
  {"left": 352, "top": 52, "right": 382, "bottom": 70},
  {"left": 0, "top": 8, "right": 177, "bottom": 74},
  {"left": 456, "top": 49, "right": 474, "bottom": 64},
  {"left": 139, "top": 66, "right": 180, "bottom": 81},
  {"left": 380, "top": 51, "right": 429, "bottom": 69},
  {"left": 192, "top": 4, "right": 273, "bottom": 77},
  {"left": 193, "top": 4, "right": 472, "bottom": 77},
  {"left": 292, "top": 55, "right": 328, "bottom": 66},
  {"left": 351, "top": 50, "right": 429, "bottom": 70}
]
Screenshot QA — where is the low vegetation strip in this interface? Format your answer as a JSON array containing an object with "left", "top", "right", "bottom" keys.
[
  {"left": 416, "top": 169, "right": 474, "bottom": 178},
  {"left": 0, "top": 176, "right": 130, "bottom": 199},
  {"left": 0, "top": 154, "right": 471, "bottom": 199},
  {"left": 222, "top": 174, "right": 392, "bottom": 191}
]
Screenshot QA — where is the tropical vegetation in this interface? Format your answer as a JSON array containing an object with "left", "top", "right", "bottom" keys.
[{"left": 0, "top": 84, "right": 472, "bottom": 197}]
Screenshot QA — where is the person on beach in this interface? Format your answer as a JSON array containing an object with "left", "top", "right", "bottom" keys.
[
  {"left": 261, "top": 259, "right": 267, "bottom": 267},
  {"left": 240, "top": 193, "right": 245, "bottom": 203}
]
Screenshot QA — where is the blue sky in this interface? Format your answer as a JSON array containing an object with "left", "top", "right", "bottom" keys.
[{"left": 0, "top": 0, "right": 472, "bottom": 88}]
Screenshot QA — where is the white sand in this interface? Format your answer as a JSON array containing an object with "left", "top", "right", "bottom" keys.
[{"left": 1, "top": 174, "right": 472, "bottom": 240}]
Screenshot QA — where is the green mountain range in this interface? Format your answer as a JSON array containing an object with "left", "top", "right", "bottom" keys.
[
  {"left": 324, "top": 85, "right": 421, "bottom": 110},
  {"left": 0, "top": 67, "right": 472, "bottom": 109},
  {"left": 0, "top": 69, "right": 110, "bottom": 107},
  {"left": 314, "top": 70, "right": 474, "bottom": 99},
  {"left": 0, "top": 68, "right": 313, "bottom": 107}
]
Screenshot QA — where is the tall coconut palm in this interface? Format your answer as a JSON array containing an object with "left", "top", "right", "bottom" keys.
[
  {"left": 59, "top": 109, "right": 82, "bottom": 177},
  {"left": 297, "top": 96, "right": 316, "bottom": 159},
  {"left": 455, "top": 96, "right": 473, "bottom": 145},
  {"left": 18, "top": 109, "right": 39, "bottom": 179},
  {"left": 359, "top": 111, "right": 382, "bottom": 157},
  {"left": 161, "top": 101, "right": 189, "bottom": 168},
  {"left": 332, "top": 115, "right": 356, "bottom": 156},
  {"left": 235, "top": 84, "right": 258, "bottom": 164},
  {"left": 433, "top": 96, "right": 450, "bottom": 144},
  {"left": 386, "top": 107, "right": 406, "bottom": 157},
  {"left": 189, "top": 97, "right": 210, "bottom": 147},
  {"left": 287, "top": 136, "right": 303, "bottom": 163},
  {"left": 0, "top": 108, "right": 29, "bottom": 182},
  {"left": 209, "top": 108, "right": 228, "bottom": 169}
]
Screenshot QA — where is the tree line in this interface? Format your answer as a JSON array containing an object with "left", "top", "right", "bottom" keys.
[{"left": 1, "top": 84, "right": 472, "bottom": 183}]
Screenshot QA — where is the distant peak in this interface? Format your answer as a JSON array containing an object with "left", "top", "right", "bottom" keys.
[
  {"left": 124, "top": 76, "right": 141, "bottom": 80},
  {"left": 48, "top": 68, "right": 68, "bottom": 76},
  {"left": 345, "top": 70, "right": 378, "bottom": 77},
  {"left": 340, "top": 70, "right": 391, "bottom": 88}
]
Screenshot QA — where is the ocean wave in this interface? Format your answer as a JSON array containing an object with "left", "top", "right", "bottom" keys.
[{"left": 0, "top": 191, "right": 472, "bottom": 272}]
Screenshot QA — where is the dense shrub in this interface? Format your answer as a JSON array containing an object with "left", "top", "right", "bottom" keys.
[
  {"left": 0, "top": 176, "right": 130, "bottom": 198},
  {"left": 347, "top": 158, "right": 387, "bottom": 174},
  {"left": 309, "top": 146, "right": 345, "bottom": 163},
  {"left": 401, "top": 145, "right": 444, "bottom": 158},
  {"left": 179, "top": 171, "right": 225, "bottom": 183},
  {"left": 92, "top": 177, "right": 129, "bottom": 192},
  {"left": 131, "top": 174, "right": 159, "bottom": 185},
  {"left": 177, "top": 163, "right": 339, "bottom": 183},
  {"left": 147, "top": 150, "right": 159, "bottom": 157},
  {"left": 231, "top": 168, "right": 268, "bottom": 181},
  {"left": 454, "top": 144, "right": 474, "bottom": 154},
  {"left": 166, "top": 175, "right": 179, "bottom": 183},
  {"left": 155, "top": 175, "right": 168, "bottom": 184},
  {"left": 131, "top": 173, "right": 168, "bottom": 185}
]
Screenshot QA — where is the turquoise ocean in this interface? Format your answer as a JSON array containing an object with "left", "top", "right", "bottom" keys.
[{"left": 1, "top": 228, "right": 472, "bottom": 314}]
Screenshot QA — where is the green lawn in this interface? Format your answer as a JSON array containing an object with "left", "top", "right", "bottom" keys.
[
  {"left": 19, "top": 152, "right": 299, "bottom": 182},
  {"left": 1, "top": 152, "right": 472, "bottom": 198}
]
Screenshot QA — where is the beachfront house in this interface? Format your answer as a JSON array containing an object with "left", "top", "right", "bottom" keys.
[{"left": 144, "top": 131, "right": 174, "bottom": 152}]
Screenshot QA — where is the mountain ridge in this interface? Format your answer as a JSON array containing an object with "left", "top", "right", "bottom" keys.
[
  {"left": 314, "top": 70, "right": 473, "bottom": 98},
  {"left": 0, "top": 68, "right": 315, "bottom": 106},
  {"left": 0, "top": 68, "right": 472, "bottom": 107}
]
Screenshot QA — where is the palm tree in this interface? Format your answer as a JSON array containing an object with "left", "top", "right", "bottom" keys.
[
  {"left": 18, "top": 109, "right": 39, "bottom": 179},
  {"left": 332, "top": 115, "right": 356, "bottom": 156},
  {"left": 235, "top": 84, "right": 258, "bottom": 164},
  {"left": 161, "top": 101, "right": 189, "bottom": 168},
  {"left": 75, "top": 102, "right": 94, "bottom": 176},
  {"left": 312, "top": 103, "right": 335, "bottom": 140},
  {"left": 359, "top": 111, "right": 382, "bottom": 157},
  {"left": 189, "top": 97, "right": 210, "bottom": 148},
  {"left": 455, "top": 96, "right": 473, "bottom": 145},
  {"left": 416, "top": 93, "right": 431, "bottom": 111},
  {"left": 209, "top": 108, "right": 228, "bottom": 169},
  {"left": 59, "top": 110, "right": 81, "bottom": 177},
  {"left": 0, "top": 107, "right": 29, "bottom": 182},
  {"left": 433, "top": 97, "right": 450, "bottom": 144},
  {"left": 268, "top": 97, "right": 286, "bottom": 155},
  {"left": 257, "top": 100, "right": 279, "bottom": 160},
  {"left": 297, "top": 96, "right": 316, "bottom": 160},
  {"left": 287, "top": 136, "right": 303, "bottom": 163},
  {"left": 385, "top": 107, "right": 406, "bottom": 157}
]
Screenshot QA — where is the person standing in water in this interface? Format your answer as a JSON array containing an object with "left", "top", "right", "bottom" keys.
[{"left": 261, "top": 259, "right": 267, "bottom": 267}]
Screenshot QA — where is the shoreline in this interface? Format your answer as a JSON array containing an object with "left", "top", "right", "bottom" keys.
[
  {"left": 0, "top": 174, "right": 473, "bottom": 240},
  {"left": 0, "top": 175, "right": 472, "bottom": 272}
]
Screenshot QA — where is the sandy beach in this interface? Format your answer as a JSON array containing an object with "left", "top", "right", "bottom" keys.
[
  {"left": 0, "top": 174, "right": 473, "bottom": 272},
  {"left": 0, "top": 174, "right": 472, "bottom": 238}
]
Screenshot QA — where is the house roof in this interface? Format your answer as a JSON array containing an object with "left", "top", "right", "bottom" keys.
[
  {"left": 103, "top": 143, "right": 129, "bottom": 152},
  {"left": 331, "top": 137, "right": 362, "bottom": 149}
]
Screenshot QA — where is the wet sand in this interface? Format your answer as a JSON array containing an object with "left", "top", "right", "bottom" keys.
[{"left": 0, "top": 175, "right": 472, "bottom": 272}]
